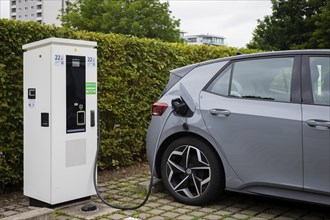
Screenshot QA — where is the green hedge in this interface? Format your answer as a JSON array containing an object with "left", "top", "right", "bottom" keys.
[{"left": 0, "top": 19, "right": 258, "bottom": 190}]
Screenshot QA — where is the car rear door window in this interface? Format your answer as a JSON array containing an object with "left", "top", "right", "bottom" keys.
[
  {"left": 230, "top": 57, "right": 294, "bottom": 102},
  {"left": 206, "top": 57, "right": 295, "bottom": 102},
  {"left": 309, "top": 57, "right": 330, "bottom": 106},
  {"left": 206, "top": 65, "right": 231, "bottom": 96}
]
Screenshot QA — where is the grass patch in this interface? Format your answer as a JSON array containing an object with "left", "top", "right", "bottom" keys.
[{"left": 52, "top": 209, "right": 78, "bottom": 220}]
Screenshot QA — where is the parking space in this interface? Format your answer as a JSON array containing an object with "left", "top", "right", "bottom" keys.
[{"left": 1, "top": 165, "right": 329, "bottom": 220}]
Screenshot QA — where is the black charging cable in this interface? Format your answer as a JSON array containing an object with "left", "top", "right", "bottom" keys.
[{"left": 93, "top": 108, "right": 174, "bottom": 210}]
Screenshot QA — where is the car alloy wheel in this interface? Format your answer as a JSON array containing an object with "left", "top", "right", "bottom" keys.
[
  {"left": 166, "top": 145, "right": 211, "bottom": 199},
  {"left": 161, "top": 137, "right": 224, "bottom": 205}
]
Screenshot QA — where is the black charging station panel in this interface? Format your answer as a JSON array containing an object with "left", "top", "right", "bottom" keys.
[{"left": 66, "top": 55, "right": 86, "bottom": 133}]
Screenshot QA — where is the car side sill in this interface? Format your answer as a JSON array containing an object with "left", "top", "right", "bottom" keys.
[{"left": 227, "top": 185, "right": 330, "bottom": 206}]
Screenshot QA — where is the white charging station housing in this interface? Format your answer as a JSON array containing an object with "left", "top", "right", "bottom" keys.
[{"left": 23, "top": 38, "right": 97, "bottom": 206}]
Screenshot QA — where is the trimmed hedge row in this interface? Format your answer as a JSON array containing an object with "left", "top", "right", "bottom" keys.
[{"left": 0, "top": 19, "right": 258, "bottom": 190}]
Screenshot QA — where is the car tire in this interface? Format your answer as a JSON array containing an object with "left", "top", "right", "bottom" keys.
[{"left": 161, "top": 137, "right": 225, "bottom": 205}]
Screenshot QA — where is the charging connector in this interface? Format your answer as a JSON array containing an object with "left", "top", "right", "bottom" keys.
[{"left": 171, "top": 97, "right": 193, "bottom": 117}]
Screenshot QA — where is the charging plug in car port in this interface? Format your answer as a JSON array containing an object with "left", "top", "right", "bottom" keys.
[{"left": 172, "top": 98, "right": 189, "bottom": 116}]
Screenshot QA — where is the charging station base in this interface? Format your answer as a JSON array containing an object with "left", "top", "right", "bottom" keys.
[
  {"left": 81, "top": 203, "right": 97, "bottom": 212},
  {"left": 29, "top": 196, "right": 91, "bottom": 208}
]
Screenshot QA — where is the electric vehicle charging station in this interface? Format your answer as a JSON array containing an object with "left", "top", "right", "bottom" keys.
[{"left": 23, "top": 38, "right": 97, "bottom": 207}]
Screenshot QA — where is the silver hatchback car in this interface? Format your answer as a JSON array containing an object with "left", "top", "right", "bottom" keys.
[{"left": 146, "top": 50, "right": 330, "bottom": 206}]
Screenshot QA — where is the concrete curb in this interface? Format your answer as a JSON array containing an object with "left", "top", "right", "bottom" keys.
[{"left": 1, "top": 208, "right": 53, "bottom": 220}]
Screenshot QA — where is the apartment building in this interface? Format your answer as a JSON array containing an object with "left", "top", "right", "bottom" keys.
[
  {"left": 184, "top": 34, "right": 225, "bottom": 46},
  {"left": 10, "top": 0, "right": 72, "bottom": 26}
]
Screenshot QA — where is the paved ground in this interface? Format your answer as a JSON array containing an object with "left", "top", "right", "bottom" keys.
[{"left": 1, "top": 168, "right": 330, "bottom": 220}]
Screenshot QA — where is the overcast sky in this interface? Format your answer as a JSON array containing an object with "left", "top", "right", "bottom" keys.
[
  {"left": 166, "top": 0, "right": 272, "bottom": 47},
  {"left": 0, "top": 0, "right": 10, "bottom": 19},
  {"left": 0, "top": 0, "right": 272, "bottom": 47}
]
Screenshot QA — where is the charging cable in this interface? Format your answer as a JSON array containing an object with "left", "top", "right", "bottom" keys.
[{"left": 93, "top": 108, "right": 174, "bottom": 210}]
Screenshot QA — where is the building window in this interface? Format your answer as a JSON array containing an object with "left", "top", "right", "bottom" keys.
[
  {"left": 25, "top": 7, "right": 28, "bottom": 10},
  {"left": 11, "top": 8, "right": 16, "bottom": 13},
  {"left": 31, "top": 6, "right": 34, "bottom": 9},
  {"left": 31, "top": 14, "right": 34, "bottom": 17},
  {"left": 37, "top": 12, "right": 42, "bottom": 17},
  {"left": 11, "top": 15, "right": 16, "bottom": 19},
  {"left": 18, "top": 15, "right": 21, "bottom": 18},
  {"left": 212, "top": 38, "right": 220, "bottom": 45},
  {"left": 25, "top": 14, "right": 28, "bottom": 18},
  {"left": 37, "top": 5, "right": 42, "bottom": 9},
  {"left": 11, "top": 0, "right": 16, "bottom": 6},
  {"left": 187, "top": 38, "right": 197, "bottom": 43},
  {"left": 203, "top": 37, "right": 212, "bottom": 44}
]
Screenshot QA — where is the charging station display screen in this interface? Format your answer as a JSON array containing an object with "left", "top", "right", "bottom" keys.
[{"left": 66, "top": 55, "right": 86, "bottom": 133}]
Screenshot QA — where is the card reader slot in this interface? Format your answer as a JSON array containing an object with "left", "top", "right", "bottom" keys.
[{"left": 77, "top": 111, "right": 85, "bottom": 125}]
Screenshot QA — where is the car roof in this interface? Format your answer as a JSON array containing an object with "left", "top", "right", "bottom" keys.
[{"left": 199, "top": 49, "right": 330, "bottom": 67}]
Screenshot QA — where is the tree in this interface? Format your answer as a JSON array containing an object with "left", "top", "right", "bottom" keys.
[
  {"left": 60, "top": 0, "right": 181, "bottom": 42},
  {"left": 247, "top": 0, "right": 328, "bottom": 50},
  {"left": 310, "top": 0, "right": 330, "bottom": 48}
]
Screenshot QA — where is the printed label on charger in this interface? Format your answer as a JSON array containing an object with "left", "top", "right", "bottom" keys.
[
  {"left": 86, "top": 82, "right": 96, "bottom": 95},
  {"left": 54, "top": 54, "right": 64, "bottom": 66},
  {"left": 87, "top": 57, "right": 96, "bottom": 68},
  {"left": 28, "top": 99, "right": 35, "bottom": 108}
]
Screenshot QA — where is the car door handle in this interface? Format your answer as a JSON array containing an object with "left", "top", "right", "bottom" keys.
[
  {"left": 306, "top": 120, "right": 330, "bottom": 129},
  {"left": 209, "top": 109, "right": 231, "bottom": 116}
]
